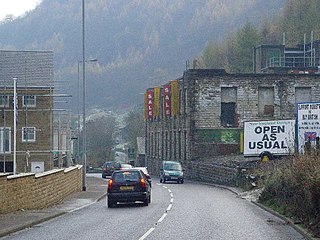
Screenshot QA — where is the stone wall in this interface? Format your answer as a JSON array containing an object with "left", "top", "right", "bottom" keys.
[
  {"left": 0, "top": 165, "right": 83, "bottom": 214},
  {"left": 185, "top": 161, "right": 240, "bottom": 186}
]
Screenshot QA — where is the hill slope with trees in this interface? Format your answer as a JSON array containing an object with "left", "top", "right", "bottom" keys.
[{"left": 0, "top": 0, "right": 285, "bottom": 110}]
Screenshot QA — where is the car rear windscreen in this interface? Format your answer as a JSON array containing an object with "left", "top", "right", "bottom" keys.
[
  {"left": 113, "top": 171, "right": 140, "bottom": 183},
  {"left": 106, "top": 162, "right": 120, "bottom": 168}
]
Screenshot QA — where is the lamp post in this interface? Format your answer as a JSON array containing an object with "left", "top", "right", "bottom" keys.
[
  {"left": 77, "top": 59, "right": 97, "bottom": 165},
  {"left": 82, "top": 0, "right": 86, "bottom": 191}
]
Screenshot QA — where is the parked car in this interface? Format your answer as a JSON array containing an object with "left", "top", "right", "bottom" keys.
[
  {"left": 160, "top": 161, "right": 184, "bottom": 184},
  {"left": 107, "top": 169, "right": 151, "bottom": 208},
  {"left": 134, "top": 167, "right": 152, "bottom": 187},
  {"left": 102, "top": 161, "right": 121, "bottom": 178}
]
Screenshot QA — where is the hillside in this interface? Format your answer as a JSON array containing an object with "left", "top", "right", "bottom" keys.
[{"left": 0, "top": 0, "right": 285, "bottom": 111}]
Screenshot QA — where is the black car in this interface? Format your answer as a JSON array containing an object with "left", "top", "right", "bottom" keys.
[
  {"left": 102, "top": 161, "right": 121, "bottom": 178},
  {"left": 107, "top": 169, "right": 151, "bottom": 208}
]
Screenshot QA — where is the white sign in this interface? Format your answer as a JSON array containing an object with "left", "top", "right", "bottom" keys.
[
  {"left": 297, "top": 102, "right": 320, "bottom": 153},
  {"left": 31, "top": 161, "right": 44, "bottom": 173},
  {"left": 244, "top": 120, "right": 295, "bottom": 156}
]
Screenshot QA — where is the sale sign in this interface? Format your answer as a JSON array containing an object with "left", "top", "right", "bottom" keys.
[
  {"left": 146, "top": 89, "right": 153, "bottom": 119},
  {"left": 163, "top": 84, "right": 171, "bottom": 117}
]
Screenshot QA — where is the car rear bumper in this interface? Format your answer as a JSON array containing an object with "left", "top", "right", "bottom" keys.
[{"left": 108, "top": 192, "right": 149, "bottom": 202}]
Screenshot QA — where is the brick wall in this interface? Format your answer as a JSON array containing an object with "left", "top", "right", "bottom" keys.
[{"left": 0, "top": 165, "right": 83, "bottom": 214}]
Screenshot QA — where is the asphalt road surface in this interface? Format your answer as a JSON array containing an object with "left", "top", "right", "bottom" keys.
[{"left": 2, "top": 179, "right": 305, "bottom": 240}]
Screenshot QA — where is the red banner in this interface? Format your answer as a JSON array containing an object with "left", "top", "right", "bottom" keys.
[
  {"left": 146, "top": 89, "right": 153, "bottom": 119},
  {"left": 163, "top": 84, "right": 171, "bottom": 117}
]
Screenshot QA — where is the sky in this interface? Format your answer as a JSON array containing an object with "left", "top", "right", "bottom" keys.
[{"left": 0, "top": 0, "right": 41, "bottom": 20}]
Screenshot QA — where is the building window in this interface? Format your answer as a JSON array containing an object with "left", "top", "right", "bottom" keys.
[
  {"left": 0, "top": 127, "right": 11, "bottom": 153},
  {"left": 258, "top": 87, "right": 274, "bottom": 116},
  {"left": 173, "top": 131, "right": 176, "bottom": 159},
  {"left": 23, "top": 95, "right": 36, "bottom": 107},
  {"left": 184, "top": 130, "right": 187, "bottom": 160},
  {"left": 184, "top": 88, "right": 187, "bottom": 115},
  {"left": 165, "top": 131, "right": 168, "bottom": 160},
  {"left": 0, "top": 95, "right": 9, "bottom": 107},
  {"left": 221, "top": 87, "right": 237, "bottom": 127},
  {"left": 22, "top": 127, "right": 36, "bottom": 142}
]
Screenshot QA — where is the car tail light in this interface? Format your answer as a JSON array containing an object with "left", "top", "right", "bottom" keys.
[
  {"left": 108, "top": 179, "right": 113, "bottom": 190},
  {"left": 140, "top": 178, "right": 146, "bottom": 188},
  {"left": 120, "top": 167, "right": 122, "bottom": 170}
]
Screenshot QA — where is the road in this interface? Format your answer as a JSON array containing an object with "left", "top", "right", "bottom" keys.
[{"left": 2, "top": 178, "right": 305, "bottom": 240}]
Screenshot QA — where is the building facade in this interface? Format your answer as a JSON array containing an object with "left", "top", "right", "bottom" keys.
[
  {"left": 0, "top": 50, "right": 54, "bottom": 173},
  {"left": 145, "top": 69, "right": 320, "bottom": 175}
]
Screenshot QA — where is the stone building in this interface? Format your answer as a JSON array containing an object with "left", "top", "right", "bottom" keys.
[
  {"left": 145, "top": 69, "right": 320, "bottom": 180},
  {"left": 0, "top": 50, "right": 54, "bottom": 173}
]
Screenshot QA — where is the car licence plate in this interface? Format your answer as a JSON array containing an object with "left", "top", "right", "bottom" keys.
[
  {"left": 120, "top": 186, "right": 134, "bottom": 190},
  {"left": 171, "top": 177, "right": 177, "bottom": 180}
]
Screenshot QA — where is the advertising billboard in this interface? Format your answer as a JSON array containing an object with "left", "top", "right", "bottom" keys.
[
  {"left": 297, "top": 102, "right": 320, "bottom": 153},
  {"left": 244, "top": 120, "right": 295, "bottom": 156}
]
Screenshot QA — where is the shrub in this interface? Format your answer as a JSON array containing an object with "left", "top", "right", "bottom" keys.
[{"left": 259, "top": 153, "right": 320, "bottom": 237}]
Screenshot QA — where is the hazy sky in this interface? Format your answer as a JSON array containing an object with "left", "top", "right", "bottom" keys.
[{"left": 0, "top": 0, "right": 41, "bottom": 20}]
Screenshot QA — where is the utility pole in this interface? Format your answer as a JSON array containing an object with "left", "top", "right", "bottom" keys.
[
  {"left": 13, "top": 78, "right": 17, "bottom": 175},
  {"left": 82, "top": 0, "right": 87, "bottom": 191}
]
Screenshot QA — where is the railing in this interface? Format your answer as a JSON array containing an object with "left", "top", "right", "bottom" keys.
[{"left": 265, "top": 56, "right": 320, "bottom": 69}]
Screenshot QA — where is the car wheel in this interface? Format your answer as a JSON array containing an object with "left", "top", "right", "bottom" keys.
[
  {"left": 180, "top": 179, "right": 184, "bottom": 184},
  {"left": 143, "top": 198, "right": 149, "bottom": 206},
  {"left": 163, "top": 178, "right": 166, "bottom": 183},
  {"left": 107, "top": 199, "right": 114, "bottom": 208},
  {"left": 148, "top": 195, "right": 151, "bottom": 203},
  {"left": 160, "top": 178, "right": 162, "bottom": 183}
]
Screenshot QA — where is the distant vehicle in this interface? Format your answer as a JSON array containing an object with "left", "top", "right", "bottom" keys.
[
  {"left": 102, "top": 161, "right": 121, "bottom": 178},
  {"left": 120, "top": 163, "right": 133, "bottom": 170},
  {"left": 134, "top": 167, "right": 152, "bottom": 187},
  {"left": 107, "top": 169, "right": 151, "bottom": 208},
  {"left": 160, "top": 161, "right": 184, "bottom": 184}
]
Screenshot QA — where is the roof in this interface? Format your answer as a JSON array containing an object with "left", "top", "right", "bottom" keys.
[{"left": 0, "top": 50, "right": 54, "bottom": 87}]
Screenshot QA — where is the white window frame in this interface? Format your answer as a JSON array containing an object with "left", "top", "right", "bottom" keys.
[
  {"left": 22, "top": 127, "right": 36, "bottom": 142},
  {"left": 0, "top": 95, "right": 9, "bottom": 107},
  {"left": 23, "top": 95, "right": 36, "bottom": 107},
  {"left": 0, "top": 127, "right": 11, "bottom": 154}
]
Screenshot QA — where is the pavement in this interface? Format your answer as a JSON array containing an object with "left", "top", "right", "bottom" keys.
[{"left": 0, "top": 175, "right": 108, "bottom": 238}]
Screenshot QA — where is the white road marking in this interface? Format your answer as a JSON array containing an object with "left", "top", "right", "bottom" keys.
[
  {"left": 158, "top": 213, "right": 167, "bottom": 223},
  {"left": 138, "top": 227, "right": 155, "bottom": 240},
  {"left": 139, "top": 185, "right": 174, "bottom": 239}
]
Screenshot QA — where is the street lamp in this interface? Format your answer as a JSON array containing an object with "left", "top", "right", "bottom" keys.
[
  {"left": 82, "top": 0, "right": 86, "bottom": 191},
  {"left": 82, "top": 0, "right": 100, "bottom": 191},
  {"left": 77, "top": 59, "right": 97, "bottom": 166}
]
